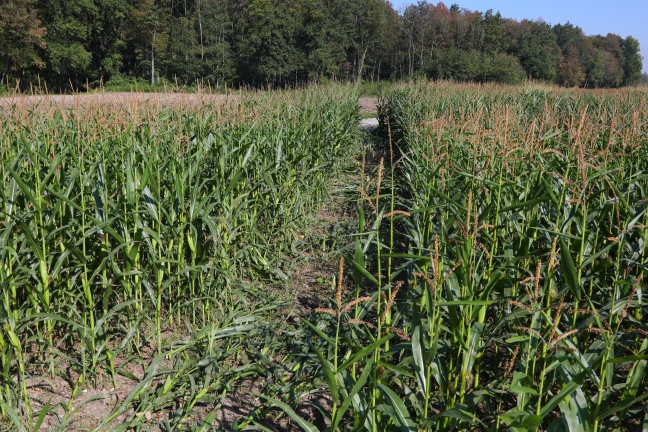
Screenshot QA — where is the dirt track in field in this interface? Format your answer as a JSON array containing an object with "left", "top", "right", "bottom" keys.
[
  {"left": 358, "top": 97, "right": 378, "bottom": 114},
  {"left": 0, "top": 92, "right": 233, "bottom": 112},
  {"left": 0, "top": 92, "right": 378, "bottom": 115}
]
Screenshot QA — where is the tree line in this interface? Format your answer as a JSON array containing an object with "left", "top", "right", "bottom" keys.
[{"left": 0, "top": 0, "right": 643, "bottom": 91}]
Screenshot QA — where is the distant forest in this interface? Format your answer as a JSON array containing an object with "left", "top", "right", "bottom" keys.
[{"left": 0, "top": 0, "right": 643, "bottom": 91}]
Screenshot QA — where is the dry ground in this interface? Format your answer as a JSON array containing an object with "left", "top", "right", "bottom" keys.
[
  {"left": 0, "top": 92, "right": 377, "bottom": 115},
  {"left": 358, "top": 97, "right": 378, "bottom": 114},
  {"left": 0, "top": 92, "right": 231, "bottom": 111},
  {"left": 0, "top": 92, "right": 378, "bottom": 114}
]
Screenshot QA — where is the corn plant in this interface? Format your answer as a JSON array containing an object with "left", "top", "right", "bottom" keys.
[
  {"left": 285, "top": 82, "right": 648, "bottom": 432},
  {"left": 0, "top": 85, "right": 361, "bottom": 428}
]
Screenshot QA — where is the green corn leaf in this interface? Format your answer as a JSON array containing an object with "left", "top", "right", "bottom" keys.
[
  {"left": 581, "top": 243, "right": 615, "bottom": 267},
  {"left": 499, "top": 196, "right": 549, "bottom": 213},
  {"left": 539, "top": 372, "right": 585, "bottom": 419},
  {"left": 463, "top": 322, "right": 484, "bottom": 376},
  {"left": 352, "top": 238, "right": 366, "bottom": 288},
  {"left": 541, "top": 177, "right": 560, "bottom": 208},
  {"left": 559, "top": 237, "right": 581, "bottom": 301},
  {"left": 622, "top": 339, "right": 647, "bottom": 401},
  {"left": 596, "top": 391, "right": 648, "bottom": 420},
  {"left": 607, "top": 354, "right": 648, "bottom": 363},
  {"left": 348, "top": 258, "right": 379, "bottom": 287},
  {"left": 15, "top": 220, "right": 44, "bottom": 261},
  {"left": 376, "top": 361, "right": 415, "bottom": 379},
  {"left": 246, "top": 423, "right": 276, "bottom": 432},
  {"left": 338, "top": 334, "right": 393, "bottom": 372},
  {"left": 0, "top": 401, "right": 27, "bottom": 432},
  {"left": 254, "top": 393, "right": 319, "bottom": 432},
  {"left": 438, "top": 300, "right": 496, "bottom": 306},
  {"left": 510, "top": 384, "right": 539, "bottom": 395},
  {"left": 312, "top": 344, "right": 339, "bottom": 405},
  {"left": 439, "top": 407, "right": 481, "bottom": 423},
  {"left": 3, "top": 177, "right": 18, "bottom": 217},
  {"left": 33, "top": 398, "right": 51, "bottom": 431},
  {"left": 302, "top": 318, "right": 335, "bottom": 346},
  {"left": 331, "top": 358, "right": 374, "bottom": 431},
  {"left": 376, "top": 384, "right": 417, "bottom": 432},
  {"left": 411, "top": 316, "right": 427, "bottom": 398},
  {"left": 8, "top": 165, "right": 40, "bottom": 213}
]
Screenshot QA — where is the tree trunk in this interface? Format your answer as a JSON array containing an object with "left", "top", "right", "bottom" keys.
[
  {"left": 197, "top": 0, "right": 204, "bottom": 60},
  {"left": 151, "top": 29, "right": 156, "bottom": 86},
  {"left": 356, "top": 46, "right": 368, "bottom": 84}
]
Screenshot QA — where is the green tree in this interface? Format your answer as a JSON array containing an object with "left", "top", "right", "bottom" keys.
[
  {"left": 600, "top": 50, "right": 623, "bottom": 87},
  {"left": 557, "top": 45, "right": 585, "bottom": 87},
  {"left": 90, "top": 0, "right": 128, "bottom": 84},
  {"left": 588, "top": 34, "right": 626, "bottom": 88},
  {"left": 168, "top": 13, "right": 199, "bottom": 83},
  {"left": 342, "top": 0, "right": 388, "bottom": 83},
  {"left": 515, "top": 20, "right": 560, "bottom": 82},
  {"left": 200, "top": 0, "right": 236, "bottom": 86},
  {"left": 126, "top": 0, "right": 170, "bottom": 85},
  {"left": 487, "top": 52, "right": 526, "bottom": 84},
  {"left": 0, "top": 0, "right": 47, "bottom": 84},
  {"left": 297, "top": 0, "right": 346, "bottom": 79},
  {"left": 437, "top": 47, "right": 483, "bottom": 81},
  {"left": 583, "top": 46, "right": 604, "bottom": 87},
  {"left": 36, "top": 0, "right": 96, "bottom": 88},
  {"left": 236, "top": 0, "right": 303, "bottom": 86},
  {"left": 370, "top": 1, "right": 401, "bottom": 81},
  {"left": 482, "top": 9, "right": 504, "bottom": 54},
  {"left": 622, "top": 36, "right": 642, "bottom": 86}
]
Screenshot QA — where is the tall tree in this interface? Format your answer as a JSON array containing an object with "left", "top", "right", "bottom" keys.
[
  {"left": 36, "top": 0, "right": 96, "bottom": 88},
  {"left": 126, "top": 0, "right": 170, "bottom": 85},
  {"left": 553, "top": 23, "right": 587, "bottom": 87},
  {"left": 297, "top": 0, "right": 346, "bottom": 80},
  {"left": 0, "top": 0, "right": 47, "bottom": 84},
  {"left": 515, "top": 20, "right": 560, "bottom": 82},
  {"left": 371, "top": 1, "right": 401, "bottom": 81},
  {"left": 236, "top": 0, "right": 303, "bottom": 86},
  {"left": 90, "top": 0, "right": 128, "bottom": 84},
  {"left": 622, "top": 36, "right": 642, "bottom": 86},
  {"left": 557, "top": 46, "right": 585, "bottom": 87},
  {"left": 200, "top": 0, "right": 236, "bottom": 86},
  {"left": 0, "top": 0, "right": 642, "bottom": 89},
  {"left": 481, "top": 9, "right": 504, "bottom": 54},
  {"left": 402, "top": 1, "right": 431, "bottom": 77},
  {"left": 168, "top": 12, "right": 199, "bottom": 83}
]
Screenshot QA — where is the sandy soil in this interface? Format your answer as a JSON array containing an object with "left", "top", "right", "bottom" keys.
[
  {"left": 0, "top": 93, "right": 377, "bottom": 115},
  {"left": 0, "top": 92, "right": 233, "bottom": 111},
  {"left": 358, "top": 97, "right": 378, "bottom": 114}
]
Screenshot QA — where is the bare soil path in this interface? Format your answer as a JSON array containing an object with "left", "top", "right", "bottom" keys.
[
  {"left": 358, "top": 97, "right": 378, "bottom": 114},
  {"left": 0, "top": 92, "right": 232, "bottom": 110},
  {"left": 1, "top": 93, "right": 377, "bottom": 114}
]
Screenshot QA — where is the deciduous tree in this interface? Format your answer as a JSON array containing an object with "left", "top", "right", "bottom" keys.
[{"left": 0, "top": 0, "right": 47, "bottom": 84}]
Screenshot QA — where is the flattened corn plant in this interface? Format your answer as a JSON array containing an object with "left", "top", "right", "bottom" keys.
[
  {"left": 291, "top": 83, "right": 647, "bottom": 432},
  {"left": 0, "top": 86, "right": 360, "bottom": 429}
]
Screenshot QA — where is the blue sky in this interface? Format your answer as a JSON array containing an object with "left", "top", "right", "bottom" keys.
[{"left": 392, "top": 0, "right": 648, "bottom": 73}]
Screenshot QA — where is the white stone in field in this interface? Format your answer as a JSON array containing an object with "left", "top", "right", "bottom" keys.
[{"left": 360, "top": 117, "right": 379, "bottom": 131}]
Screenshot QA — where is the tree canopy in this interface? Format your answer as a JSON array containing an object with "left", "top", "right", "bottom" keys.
[{"left": 0, "top": 0, "right": 643, "bottom": 90}]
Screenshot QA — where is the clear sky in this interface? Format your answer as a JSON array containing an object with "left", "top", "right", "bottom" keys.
[{"left": 391, "top": 0, "right": 648, "bottom": 73}]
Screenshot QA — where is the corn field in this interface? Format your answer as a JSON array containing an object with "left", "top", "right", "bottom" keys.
[
  {"left": 0, "top": 87, "right": 360, "bottom": 430},
  {"left": 2, "top": 82, "right": 648, "bottom": 431},
  {"left": 288, "top": 83, "right": 648, "bottom": 432}
]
